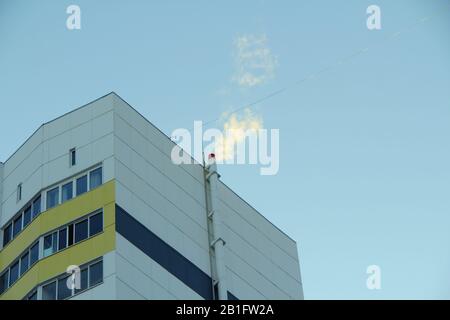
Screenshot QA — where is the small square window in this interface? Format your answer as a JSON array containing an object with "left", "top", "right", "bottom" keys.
[
  {"left": 89, "top": 212, "right": 103, "bottom": 237},
  {"left": 68, "top": 224, "right": 74, "bottom": 246},
  {"left": 43, "top": 232, "right": 58, "bottom": 258},
  {"left": 3, "top": 224, "right": 12, "bottom": 246},
  {"left": 61, "top": 182, "right": 73, "bottom": 203},
  {"left": 29, "top": 242, "right": 39, "bottom": 266},
  {"left": 23, "top": 206, "right": 32, "bottom": 228},
  {"left": 89, "top": 261, "right": 103, "bottom": 287},
  {"left": 70, "top": 148, "right": 76, "bottom": 166},
  {"left": 0, "top": 270, "right": 9, "bottom": 295},
  {"left": 75, "top": 268, "right": 88, "bottom": 294},
  {"left": 9, "top": 261, "right": 19, "bottom": 285},
  {"left": 75, "top": 219, "right": 88, "bottom": 243},
  {"left": 46, "top": 187, "right": 59, "bottom": 209},
  {"left": 89, "top": 168, "right": 102, "bottom": 190},
  {"left": 13, "top": 214, "right": 23, "bottom": 238},
  {"left": 58, "top": 228, "right": 67, "bottom": 251},
  {"left": 42, "top": 281, "right": 57, "bottom": 300},
  {"left": 20, "top": 252, "right": 29, "bottom": 276},
  {"left": 76, "top": 175, "right": 88, "bottom": 196},
  {"left": 57, "top": 275, "right": 72, "bottom": 300},
  {"left": 32, "top": 196, "right": 41, "bottom": 218},
  {"left": 17, "top": 184, "right": 22, "bottom": 202}
]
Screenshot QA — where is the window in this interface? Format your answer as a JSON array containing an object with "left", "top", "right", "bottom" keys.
[
  {"left": 3, "top": 223, "right": 12, "bottom": 246},
  {"left": 0, "top": 270, "right": 9, "bottom": 295},
  {"left": 57, "top": 276, "right": 72, "bottom": 300},
  {"left": 89, "top": 168, "right": 102, "bottom": 190},
  {"left": 76, "top": 175, "right": 87, "bottom": 196},
  {"left": 75, "top": 268, "right": 88, "bottom": 294},
  {"left": 9, "top": 261, "right": 19, "bottom": 285},
  {"left": 13, "top": 214, "right": 23, "bottom": 238},
  {"left": 68, "top": 224, "right": 74, "bottom": 246},
  {"left": 89, "top": 261, "right": 103, "bottom": 287},
  {"left": 28, "top": 290, "right": 37, "bottom": 300},
  {"left": 89, "top": 212, "right": 103, "bottom": 237},
  {"left": 70, "top": 148, "right": 76, "bottom": 166},
  {"left": 23, "top": 206, "right": 32, "bottom": 228},
  {"left": 30, "top": 242, "right": 39, "bottom": 266},
  {"left": 20, "top": 252, "right": 29, "bottom": 276},
  {"left": 17, "top": 184, "right": 22, "bottom": 202},
  {"left": 61, "top": 181, "right": 73, "bottom": 203},
  {"left": 32, "top": 196, "right": 41, "bottom": 218},
  {"left": 75, "top": 219, "right": 88, "bottom": 243},
  {"left": 58, "top": 228, "right": 67, "bottom": 250},
  {"left": 43, "top": 232, "right": 57, "bottom": 257},
  {"left": 42, "top": 281, "right": 57, "bottom": 300},
  {"left": 46, "top": 187, "right": 59, "bottom": 209}
]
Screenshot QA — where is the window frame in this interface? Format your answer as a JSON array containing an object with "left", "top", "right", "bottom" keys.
[{"left": 70, "top": 148, "right": 76, "bottom": 167}]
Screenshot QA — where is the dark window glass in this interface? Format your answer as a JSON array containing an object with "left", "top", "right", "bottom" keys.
[
  {"left": 58, "top": 228, "right": 67, "bottom": 250},
  {"left": 68, "top": 224, "right": 74, "bottom": 246},
  {"left": 70, "top": 149, "right": 76, "bottom": 166},
  {"left": 20, "top": 252, "right": 29, "bottom": 276},
  {"left": 89, "top": 261, "right": 103, "bottom": 287},
  {"left": 32, "top": 196, "right": 41, "bottom": 218},
  {"left": 43, "top": 232, "right": 57, "bottom": 257},
  {"left": 46, "top": 187, "right": 59, "bottom": 209},
  {"left": 89, "top": 168, "right": 102, "bottom": 190},
  {"left": 13, "top": 214, "right": 23, "bottom": 238},
  {"left": 23, "top": 206, "right": 32, "bottom": 227},
  {"left": 57, "top": 276, "right": 72, "bottom": 300},
  {"left": 89, "top": 212, "right": 103, "bottom": 237},
  {"left": 30, "top": 242, "right": 39, "bottom": 266},
  {"left": 17, "top": 184, "right": 22, "bottom": 201},
  {"left": 42, "top": 281, "right": 56, "bottom": 300},
  {"left": 75, "top": 268, "right": 88, "bottom": 294},
  {"left": 9, "top": 261, "right": 19, "bottom": 285},
  {"left": 28, "top": 290, "right": 37, "bottom": 300},
  {"left": 61, "top": 182, "right": 73, "bottom": 203},
  {"left": 0, "top": 270, "right": 9, "bottom": 295},
  {"left": 76, "top": 175, "right": 87, "bottom": 196},
  {"left": 75, "top": 219, "right": 88, "bottom": 243},
  {"left": 3, "top": 223, "right": 12, "bottom": 246}
]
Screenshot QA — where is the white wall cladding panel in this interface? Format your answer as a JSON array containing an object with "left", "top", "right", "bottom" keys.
[
  {"left": 116, "top": 234, "right": 203, "bottom": 300},
  {"left": 116, "top": 278, "right": 146, "bottom": 300},
  {"left": 3, "top": 127, "right": 43, "bottom": 178},
  {"left": 114, "top": 146, "right": 208, "bottom": 235},
  {"left": 115, "top": 178, "right": 211, "bottom": 275},
  {"left": 113, "top": 115, "right": 206, "bottom": 205},
  {"left": 226, "top": 267, "right": 266, "bottom": 300},
  {"left": 218, "top": 200, "right": 300, "bottom": 275},
  {"left": 219, "top": 183, "right": 298, "bottom": 257},
  {"left": 114, "top": 136, "right": 207, "bottom": 227},
  {"left": 112, "top": 97, "right": 204, "bottom": 184},
  {"left": 225, "top": 247, "right": 293, "bottom": 299}
]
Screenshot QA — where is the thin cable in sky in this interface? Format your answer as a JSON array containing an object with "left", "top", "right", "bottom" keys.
[{"left": 202, "top": 3, "right": 450, "bottom": 128}]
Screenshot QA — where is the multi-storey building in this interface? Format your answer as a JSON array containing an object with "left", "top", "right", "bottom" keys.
[{"left": 0, "top": 92, "right": 303, "bottom": 300}]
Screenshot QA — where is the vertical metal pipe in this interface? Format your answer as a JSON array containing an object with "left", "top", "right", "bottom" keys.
[{"left": 205, "top": 153, "right": 228, "bottom": 300}]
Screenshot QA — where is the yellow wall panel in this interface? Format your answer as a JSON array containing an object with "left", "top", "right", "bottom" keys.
[{"left": 0, "top": 180, "right": 116, "bottom": 300}]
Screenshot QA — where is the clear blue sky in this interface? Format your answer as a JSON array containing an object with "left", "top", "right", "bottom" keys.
[{"left": 1, "top": 0, "right": 449, "bottom": 299}]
